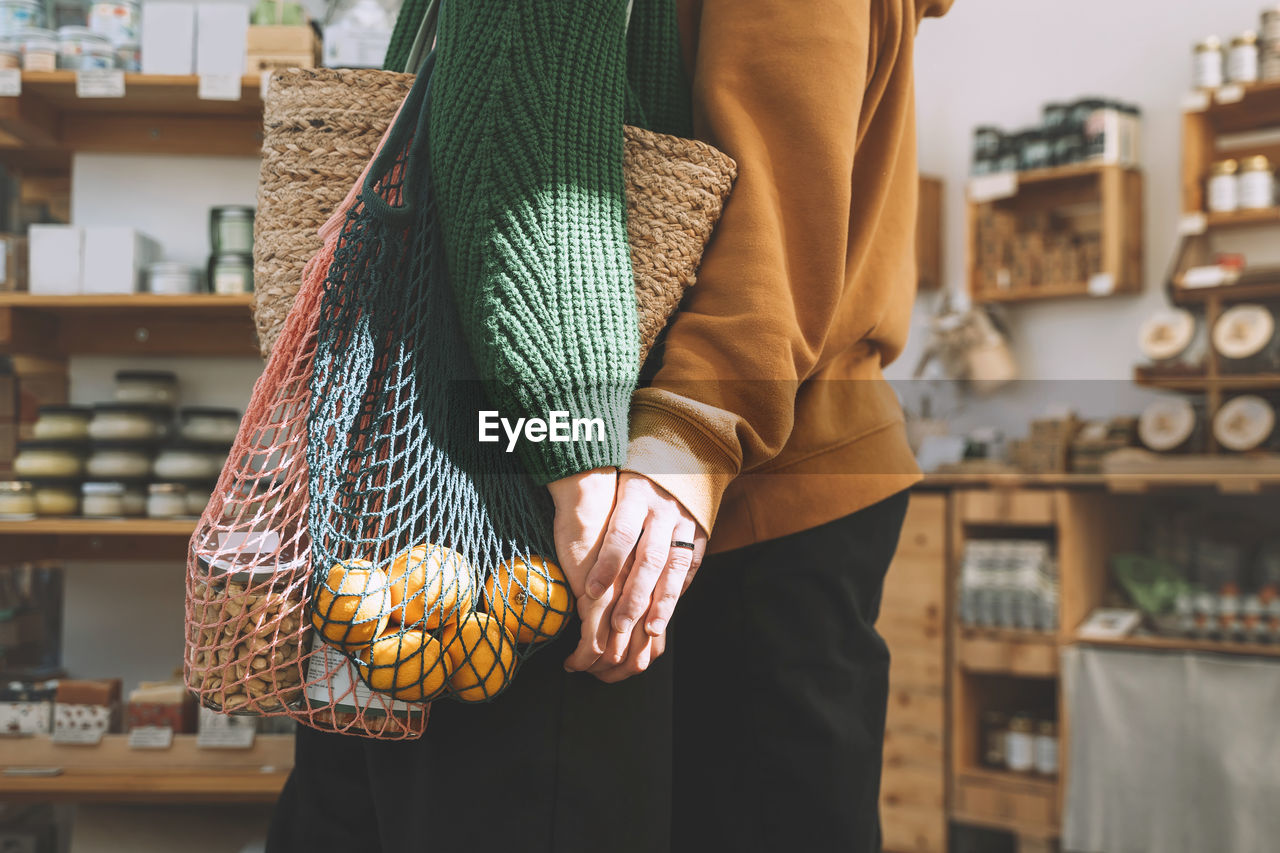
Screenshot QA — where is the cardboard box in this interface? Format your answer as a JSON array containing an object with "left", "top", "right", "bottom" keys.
[
  {"left": 247, "top": 24, "right": 317, "bottom": 54},
  {"left": 127, "top": 681, "right": 198, "bottom": 733},
  {"left": 54, "top": 678, "right": 122, "bottom": 742},
  {"left": 27, "top": 225, "right": 82, "bottom": 295},
  {"left": 141, "top": 2, "right": 196, "bottom": 74},
  {"left": 81, "top": 227, "right": 160, "bottom": 295},
  {"left": 196, "top": 3, "right": 250, "bottom": 76}
]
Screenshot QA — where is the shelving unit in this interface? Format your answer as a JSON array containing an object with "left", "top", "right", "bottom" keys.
[
  {"left": 968, "top": 162, "right": 1144, "bottom": 303},
  {"left": 0, "top": 518, "right": 198, "bottom": 561}
]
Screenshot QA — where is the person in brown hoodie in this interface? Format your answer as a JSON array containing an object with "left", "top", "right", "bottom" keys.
[{"left": 552, "top": 0, "right": 955, "bottom": 849}]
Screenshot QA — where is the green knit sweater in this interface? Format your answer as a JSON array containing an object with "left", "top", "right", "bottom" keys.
[{"left": 425, "top": 0, "right": 690, "bottom": 485}]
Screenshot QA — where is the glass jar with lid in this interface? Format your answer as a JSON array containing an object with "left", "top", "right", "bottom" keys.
[
  {"left": 179, "top": 407, "right": 241, "bottom": 445},
  {"left": 20, "top": 27, "right": 57, "bottom": 71},
  {"left": 1239, "top": 155, "right": 1276, "bottom": 210},
  {"left": 1034, "top": 719, "right": 1058, "bottom": 776},
  {"left": 32, "top": 405, "right": 91, "bottom": 441},
  {"left": 144, "top": 262, "right": 202, "bottom": 295},
  {"left": 1138, "top": 397, "right": 1204, "bottom": 454},
  {"left": 146, "top": 482, "right": 188, "bottom": 518},
  {"left": 114, "top": 370, "right": 177, "bottom": 405},
  {"left": 0, "top": 0, "right": 45, "bottom": 35},
  {"left": 1208, "top": 159, "right": 1240, "bottom": 213},
  {"left": 88, "top": 0, "right": 141, "bottom": 46},
  {"left": 14, "top": 440, "right": 86, "bottom": 479},
  {"left": 80, "top": 481, "right": 125, "bottom": 517},
  {"left": 210, "top": 206, "right": 255, "bottom": 254},
  {"left": 88, "top": 404, "right": 172, "bottom": 441},
  {"left": 57, "top": 26, "right": 113, "bottom": 69},
  {"left": 0, "top": 481, "right": 36, "bottom": 520},
  {"left": 210, "top": 253, "right": 253, "bottom": 295},
  {"left": 153, "top": 442, "right": 226, "bottom": 480},
  {"left": 1229, "top": 31, "right": 1260, "bottom": 84},
  {"left": 85, "top": 443, "right": 154, "bottom": 479},
  {"left": 1214, "top": 304, "right": 1280, "bottom": 372},
  {"left": 1139, "top": 308, "right": 1207, "bottom": 370},
  {"left": 1004, "top": 713, "right": 1035, "bottom": 773},
  {"left": 1194, "top": 36, "right": 1226, "bottom": 90},
  {"left": 32, "top": 480, "right": 78, "bottom": 516},
  {"left": 1213, "top": 395, "right": 1277, "bottom": 452},
  {"left": 0, "top": 38, "right": 20, "bottom": 68}
]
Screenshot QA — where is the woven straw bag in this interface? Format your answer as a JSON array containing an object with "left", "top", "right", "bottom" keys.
[{"left": 252, "top": 78, "right": 736, "bottom": 362}]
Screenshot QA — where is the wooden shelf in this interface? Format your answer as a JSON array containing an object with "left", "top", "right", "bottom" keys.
[
  {"left": 1006, "top": 162, "right": 1122, "bottom": 186},
  {"left": 972, "top": 280, "right": 1119, "bottom": 304},
  {"left": 1204, "top": 207, "right": 1280, "bottom": 230},
  {"left": 1169, "top": 278, "right": 1280, "bottom": 305},
  {"left": 958, "top": 766, "right": 1059, "bottom": 797},
  {"left": 1196, "top": 79, "right": 1280, "bottom": 133},
  {"left": 0, "top": 72, "right": 264, "bottom": 165},
  {"left": 953, "top": 768, "right": 1060, "bottom": 839},
  {"left": 1075, "top": 634, "right": 1280, "bottom": 659},
  {"left": 958, "top": 628, "right": 1059, "bottom": 678},
  {"left": 1132, "top": 367, "right": 1280, "bottom": 392},
  {"left": 0, "top": 517, "right": 197, "bottom": 561},
  {"left": 0, "top": 293, "right": 259, "bottom": 357},
  {"left": 0, "top": 733, "right": 292, "bottom": 803}
]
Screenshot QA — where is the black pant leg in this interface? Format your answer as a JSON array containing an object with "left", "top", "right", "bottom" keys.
[
  {"left": 266, "top": 723, "right": 382, "bottom": 853},
  {"left": 671, "top": 491, "right": 909, "bottom": 853}
]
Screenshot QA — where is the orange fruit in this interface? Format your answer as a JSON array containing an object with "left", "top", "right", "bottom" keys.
[
  {"left": 356, "top": 627, "right": 451, "bottom": 702},
  {"left": 439, "top": 612, "right": 516, "bottom": 702},
  {"left": 310, "top": 559, "right": 391, "bottom": 650},
  {"left": 483, "top": 555, "right": 571, "bottom": 645},
  {"left": 386, "top": 544, "right": 475, "bottom": 629}
]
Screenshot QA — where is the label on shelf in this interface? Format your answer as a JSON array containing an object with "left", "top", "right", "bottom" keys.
[
  {"left": 76, "top": 70, "right": 125, "bottom": 99},
  {"left": 1087, "top": 272, "right": 1116, "bottom": 296},
  {"left": 198, "top": 74, "right": 242, "bottom": 102},
  {"left": 51, "top": 725, "right": 106, "bottom": 745},
  {"left": 968, "top": 171, "right": 1018, "bottom": 204},
  {"left": 1182, "top": 90, "right": 1211, "bottom": 112},
  {"left": 1179, "top": 212, "right": 1208, "bottom": 236},
  {"left": 1216, "top": 84, "right": 1246, "bottom": 105},
  {"left": 260, "top": 72, "right": 273, "bottom": 101},
  {"left": 197, "top": 707, "right": 256, "bottom": 749},
  {"left": 128, "top": 725, "right": 175, "bottom": 750},
  {"left": 0, "top": 69, "right": 21, "bottom": 98}
]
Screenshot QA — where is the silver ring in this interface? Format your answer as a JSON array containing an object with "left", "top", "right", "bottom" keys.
[{"left": 670, "top": 540, "right": 696, "bottom": 550}]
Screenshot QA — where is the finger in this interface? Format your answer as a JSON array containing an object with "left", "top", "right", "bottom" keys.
[
  {"left": 563, "top": 581, "right": 617, "bottom": 671},
  {"left": 612, "top": 509, "right": 677, "bottom": 636},
  {"left": 646, "top": 519, "right": 697, "bottom": 636},
  {"left": 583, "top": 488, "right": 647, "bottom": 599},
  {"left": 681, "top": 529, "right": 709, "bottom": 595},
  {"left": 594, "top": 628, "right": 667, "bottom": 684},
  {"left": 601, "top": 552, "right": 641, "bottom": 664}
]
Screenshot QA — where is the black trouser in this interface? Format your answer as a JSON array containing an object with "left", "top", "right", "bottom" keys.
[{"left": 267, "top": 491, "right": 906, "bottom": 853}]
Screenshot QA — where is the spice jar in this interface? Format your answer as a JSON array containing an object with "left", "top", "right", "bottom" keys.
[
  {"left": 210, "top": 206, "right": 255, "bottom": 254},
  {"left": 1139, "top": 397, "right": 1203, "bottom": 453},
  {"left": 1208, "top": 159, "right": 1240, "bottom": 213},
  {"left": 85, "top": 443, "right": 154, "bottom": 479},
  {"left": 32, "top": 405, "right": 91, "bottom": 441},
  {"left": 88, "top": 404, "right": 172, "bottom": 441},
  {"left": 32, "top": 481, "right": 78, "bottom": 516},
  {"left": 0, "top": 481, "right": 36, "bottom": 520},
  {"left": 1034, "top": 720, "right": 1058, "bottom": 776},
  {"left": 146, "top": 482, "right": 188, "bottom": 518},
  {"left": 1239, "top": 155, "right": 1276, "bottom": 210},
  {"left": 114, "top": 370, "right": 177, "bottom": 405},
  {"left": 1213, "top": 395, "right": 1277, "bottom": 452},
  {"left": 1004, "top": 713, "right": 1035, "bottom": 773},
  {"left": 80, "top": 481, "right": 126, "bottom": 517},
  {"left": 1139, "top": 308, "right": 1207, "bottom": 370},
  {"left": 1194, "top": 37, "right": 1226, "bottom": 90},
  {"left": 210, "top": 253, "right": 253, "bottom": 294},
  {"left": 153, "top": 443, "right": 225, "bottom": 480},
  {"left": 20, "top": 27, "right": 57, "bottom": 70},
  {"left": 178, "top": 407, "right": 241, "bottom": 445},
  {"left": 144, "top": 262, "right": 202, "bottom": 295},
  {"left": 1214, "top": 304, "right": 1280, "bottom": 372},
  {"left": 14, "top": 441, "right": 86, "bottom": 479},
  {"left": 1230, "top": 31, "right": 1261, "bottom": 84}
]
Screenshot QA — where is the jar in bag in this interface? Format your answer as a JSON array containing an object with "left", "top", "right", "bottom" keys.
[
  {"left": 1214, "top": 304, "right": 1280, "bottom": 372},
  {"left": 1230, "top": 32, "right": 1260, "bottom": 84},
  {"left": 1194, "top": 37, "right": 1225, "bottom": 90},
  {"left": 1239, "top": 155, "right": 1276, "bottom": 210},
  {"left": 1208, "top": 159, "right": 1240, "bottom": 213},
  {"left": 1213, "top": 395, "right": 1277, "bottom": 452},
  {"left": 1138, "top": 397, "right": 1203, "bottom": 453},
  {"left": 1138, "top": 308, "right": 1207, "bottom": 370}
]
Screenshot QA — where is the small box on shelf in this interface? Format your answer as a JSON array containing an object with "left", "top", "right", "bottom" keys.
[
  {"left": 247, "top": 24, "right": 321, "bottom": 74},
  {"left": 140, "top": 2, "right": 197, "bottom": 75},
  {"left": 27, "top": 226, "right": 82, "bottom": 296},
  {"left": 81, "top": 227, "right": 160, "bottom": 295}
]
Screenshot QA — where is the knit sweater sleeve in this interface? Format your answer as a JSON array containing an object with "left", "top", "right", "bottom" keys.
[{"left": 429, "top": 0, "right": 638, "bottom": 485}]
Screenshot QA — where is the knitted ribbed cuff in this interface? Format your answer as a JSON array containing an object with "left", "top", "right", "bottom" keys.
[{"left": 509, "top": 381, "right": 633, "bottom": 485}]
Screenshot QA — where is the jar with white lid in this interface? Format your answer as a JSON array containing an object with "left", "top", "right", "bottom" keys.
[
  {"left": 32, "top": 405, "right": 91, "bottom": 441},
  {"left": 1208, "top": 159, "right": 1240, "bottom": 213},
  {"left": 0, "top": 481, "right": 36, "bottom": 520},
  {"left": 179, "top": 408, "right": 241, "bottom": 445},
  {"left": 1139, "top": 397, "right": 1204, "bottom": 454},
  {"left": 88, "top": 404, "right": 172, "bottom": 441},
  {"left": 210, "top": 206, "right": 255, "bottom": 255},
  {"left": 20, "top": 27, "right": 57, "bottom": 71},
  {"left": 1239, "top": 155, "right": 1276, "bottom": 210},
  {"left": 210, "top": 253, "right": 253, "bottom": 295},
  {"left": 1213, "top": 395, "right": 1277, "bottom": 452},
  {"left": 1213, "top": 304, "right": 1280, "bottom": 372},
  {"left": 1004, "top": 713, "right": 1035, "bottom": 773},
  {"left": 1139, "top": 308, "right": 1207, "bottom": 370},
  {"left": 144, "top": 262, "right": 202, "bottom": 295},
  {"left": 14, "top": 441, "right": 85, "bottom": 479},
  {"left": 1194, "top": 36, "right": 1226, "bottom": 90},
  {"left": 32, "top": 480, "right": 78, "bottom": 516},
  {"left": 86, "top": 443, "right": 154, "bottom": 479},
  {"left": 153, "top": 443, "right": 226, "bottom": 480},
  {"left": 1230, "top": 32, "right": 1261, "bottom": 84},
  {"left": 81, "top": 481, "right": 125, "bottom": 517},
  {"left": 147, "top": 482, "right": 188, "bottom": 518},
  {"left": 114, "top": 370, "right": 177, "bottom": 405}
]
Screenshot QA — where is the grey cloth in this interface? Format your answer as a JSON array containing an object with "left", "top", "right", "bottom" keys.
[{"left": 1063, "top": 645, "right": 1280, "bottom": 853}]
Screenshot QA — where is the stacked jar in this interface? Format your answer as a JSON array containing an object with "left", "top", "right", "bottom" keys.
[
  {"left": 209, "top": 207, "right": 255, "bottom": 295},
  {"left": 0, "top": 0, "right": 48, "bottom": 71},
  {"left": 81, "top": 370, "right": 179, "bottom": 517},
  {"left": 980, "top": 710, "right": 1058, "bottom": 778},
  {"left": 10, "top": 406, "right": 88, "bottom": 517}
]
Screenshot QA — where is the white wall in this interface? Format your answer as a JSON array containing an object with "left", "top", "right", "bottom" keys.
[{"left": 892, "top": 0, "right": 1274, "bottom": 433}]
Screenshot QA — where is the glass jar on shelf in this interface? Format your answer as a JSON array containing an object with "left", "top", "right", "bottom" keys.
[
  {"left": 146, "top": 482, "right": 188, "bottom": 518},
  {"left": 210, "top": 206, "right": 255, "bottom": 254},
  {"left": 0, "top": 480, "right": 36, "bottom": 519},
  {"left": 80, "top": 481, "right": 125, "bottom": 517},
  {"left": 14, "top": 440, "right": 86, "bottom": 479},
  {"left": 209, "top": 253, "right": 254, "bottom": 295},
  {"left": 85, "top": 443, "right": 154, "bottom": 479},
  {"left": 1193, "top": 36, "right": 1226, "bottom": 90},
  {"left": 114, "top": 370, "right": 177, "bottom": 406},
  {"left": 32, "top": 405, "right": 92, "bottom": 441},
  {"left": 20, "top": 27, "right": 58, "bottom": 71},
  {"left": 1208, "top": 159, "right": 1240, "bottom": 214},
  {"left": 32, "top": 480, "right": 79, "bottom": 516},
  {"left": 1238, "top": 155, "right": 1276, "bottom": 210},
  {"left": 1229, "top": 31, "right": 1260, "bottom": 84},
  {"left": 1004, "top": 713, "right": 1035, "bottom": 773},
  {"left": 88, "top": 404, "right": 172, "bottom": 442}
]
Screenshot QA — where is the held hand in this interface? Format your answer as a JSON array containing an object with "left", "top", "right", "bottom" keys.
[{"left": 547, "top": 467, "right": 621, "bottom": 671}]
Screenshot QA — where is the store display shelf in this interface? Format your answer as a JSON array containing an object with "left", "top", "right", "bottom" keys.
[
  {"left": 958, "top": 627, "right": 1059, "bottom": 678},
  {"left": 0, "top": 292, "right": 258, "bottom": 357},
  {"left": 952, "top": 767, "right": 1060, "bottom": 838},
  {"left": 1131, "top": 367, "right": 1280, "bottom": 392},
  {"left": 1074, "top": 634, "right": 1280, "bottom": 659},
  {"left": 0, "top": 517, "right": 197, "bottom": 561},
  {"left": 0, "top": 733, "right": 292, "bottom": 803},
  {"left": 957, "top": 766, "right": 1059, "bottom": 797},
  {"left": 972, "top": 281, "right": 1131, "bottom": 304},
  {"left": 1169, "top": 277, "right": 1280, "bottom": 305},
  {"left": 1197, "top": 79, "right": 1280, "bottom": 133},
  {"left": 1003, "top": 162, "right": 1132, "bottom": 187},
  {"left": 1203, "top": 207, "right": 1280, "bottom": 230}
]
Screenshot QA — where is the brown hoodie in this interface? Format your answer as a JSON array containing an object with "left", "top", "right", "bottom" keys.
[{"left": 623, "top": 0, "right": 953, "bottom": 553}]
